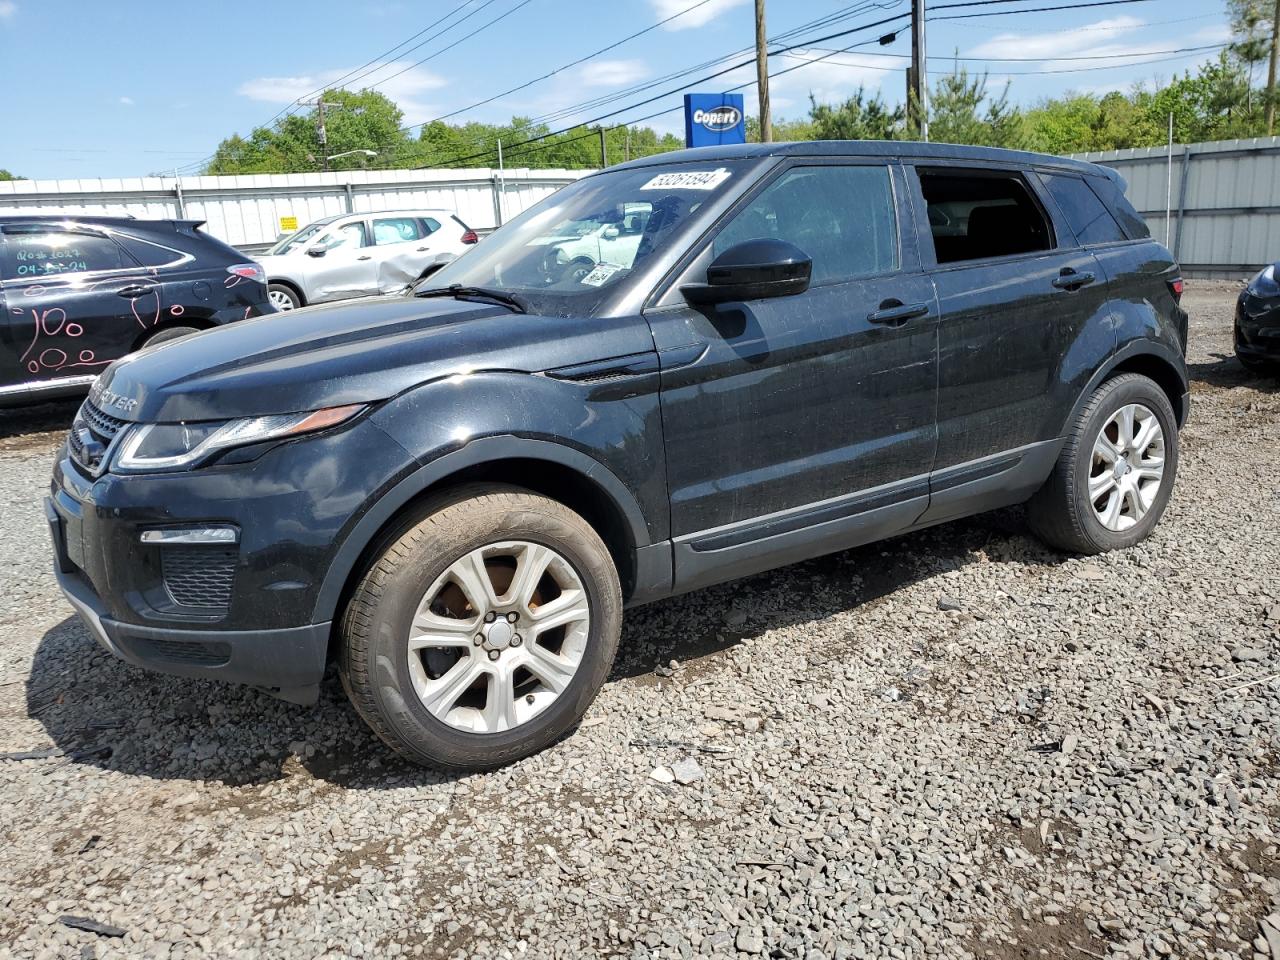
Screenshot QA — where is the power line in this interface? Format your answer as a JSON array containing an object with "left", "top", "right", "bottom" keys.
[
  {"left": 932, "top": 0, "right": 1157, "bottom": 20},
  {"left": 260, "top": 0, "right": 480, "bottom": 129},
  {"left": 357, "top": 0, "right": 538, "bottom": 92},
  {"left": 400, "top": 0, "right": 722, "bottom": 130},
  {"left": 792, "top": 41, "right": 1228, "bottom": 63},
  {"left": 781, "top": 43, "right": 1225, "bottom": 75}
]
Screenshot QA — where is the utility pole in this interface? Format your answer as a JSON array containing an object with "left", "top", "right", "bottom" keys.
[
  {"left": 298, "top": 96, "right": 344, "bottom": 171},
  {"left": 910, "top": 0, "right": 928, "bottom": 141},
  {"left": 755, "top": 0, "right": 772, "bottom": 142},
  {"left": 600, "top": 127, "right": 608, "bottom": 168},
  {"left": 1267, "top": 0, "right": 1279, "bottom": 135}
]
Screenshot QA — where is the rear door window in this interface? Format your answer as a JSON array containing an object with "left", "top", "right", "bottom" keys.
[
  {"left": 1041, "top": 173, "right": 1126, "bottom": 245},
  {"left": 712, "top": 164, "right": 899, "bottom": 284},
  {"left": 0, "top": 227, "right": 135, "bottom": 280},
  {"left": 373, "top": 217, "right": 426, "bottom": 246},
  {"left": 917, "top": 168, "right": 1054, "bottom": 264}
]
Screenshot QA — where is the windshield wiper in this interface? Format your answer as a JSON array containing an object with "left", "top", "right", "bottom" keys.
[{"left": 415, "top": 283, "right": 528, "bottom": 314}]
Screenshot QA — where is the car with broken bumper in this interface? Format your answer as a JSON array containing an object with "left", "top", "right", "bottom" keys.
[{"left": 47, "top": 141, "right": 1190, "bottom": 770}]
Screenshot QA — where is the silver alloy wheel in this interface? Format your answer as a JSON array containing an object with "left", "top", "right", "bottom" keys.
[
  {"left": 1089, "top": 402, "right": 1165, "bottom": 532},
  {"left": 407, "top": 540, "right": 590, "bottom": 734},
  {"left": 268, "top": 289, "right": 296, "bottom": 310}
]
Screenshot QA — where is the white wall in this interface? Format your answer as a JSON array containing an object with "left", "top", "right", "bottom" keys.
[{"left": 0, "top": 167, "right": 591, "bottom": 250}]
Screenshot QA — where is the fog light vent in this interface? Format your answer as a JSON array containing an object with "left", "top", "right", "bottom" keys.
[{"left": 161, "top": 547, "right": 237, "bottom": 611}]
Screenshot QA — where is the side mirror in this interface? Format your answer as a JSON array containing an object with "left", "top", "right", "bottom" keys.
[
  {"left": 306, "top": 246, "right": 327, "bottom": 258},
  {"left": 681, "top": 239, "right": 812, "bottom": 305},
  {"left": 602, "top": 226, "right": 620, "bottom": 240}
]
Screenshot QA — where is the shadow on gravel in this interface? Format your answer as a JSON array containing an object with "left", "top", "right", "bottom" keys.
[
  {"left": 1188, "top": 352, "right": 1280, "bottom": 392},
  {"left": 0, "top": 397, "right": 80, "bottom": 441},
  {"left": 26, "top": 506, "right": 1063, "bottom": 787}
]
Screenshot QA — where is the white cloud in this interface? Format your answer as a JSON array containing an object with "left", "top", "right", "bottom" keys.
[
  {"left": 968, "top": 16, "right": 1159, "bottom": 63},
  {"left": 578, "top": 59, "right": 649, "bottom": 88},
  {"left": 238, "top": 63, "right": 449, "bottom": 118},
  {"left": 651, "top": 0, "right": 748, "bottom": 31},
  {"left": 119, "top": 96, "right": 134, "bottom": 106},
  {"left": 0, "top": 2, "right": 16, "bottom": 20}
]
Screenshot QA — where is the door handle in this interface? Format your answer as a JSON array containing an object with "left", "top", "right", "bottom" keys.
[
  {"left": 416, "top": 246, "right": 430, "bottom": 252},
  {"left": 867, "top": 300, "right": 930, "bottom": 326},
  {"left": 116, "top": 284, "right": 155, "bottom": 298},
  {"left": 357, "top": 254, "right": 372, "bottom": 261},
  {"left": 1052, "top": 269, "right": 1095, "bottom": 291}
]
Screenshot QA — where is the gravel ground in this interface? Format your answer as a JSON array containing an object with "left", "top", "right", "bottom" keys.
[{"left": 1, "top": 280, "right": 1278, "bottom": 960}]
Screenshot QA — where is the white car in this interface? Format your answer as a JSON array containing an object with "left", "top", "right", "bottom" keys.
[
  {"left": 532, "top": 203, "right": 652, "bottom": 282},
  {"left": 255, "top": 210, "right": 478, "bottom": 310}
]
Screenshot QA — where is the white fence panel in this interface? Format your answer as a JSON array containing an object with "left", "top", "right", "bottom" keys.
[{"left": 0, "top": 167, "right": 590, "bottom": 252}]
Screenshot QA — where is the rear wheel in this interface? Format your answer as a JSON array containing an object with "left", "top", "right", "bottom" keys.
[
  {"left": 338, "top": 485, "right": 622, "bottom": 771},
  {"left": 268, "top": 283, "right": 301, "bottom": 311},
  {"left": 139, "top": 326, "right": 199, "bottom": 349},
  {"left": 1027, "top": 373, "right": 1178, "bottom": 554}
]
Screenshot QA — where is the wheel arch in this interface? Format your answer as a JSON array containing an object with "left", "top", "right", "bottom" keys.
[
  {"left": 129, "top": 318, "right": 214, "bottom": 353},
  {"left": 1065, "top": 344, "right": 1189, "bottom": 436},
  {"left": 268, "top": 276, "right": 306, "bottom": 306},
  {"left": 313, "top": 437, "right": 655, "bottom": 638}
]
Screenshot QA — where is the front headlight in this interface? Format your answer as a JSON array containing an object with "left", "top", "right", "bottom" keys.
[
  {"left": 1248, "top": 263, "right": 1280, "bottom": 297},
  {"left": 114, "top": 403, "right": 364, "bottom": 473}
]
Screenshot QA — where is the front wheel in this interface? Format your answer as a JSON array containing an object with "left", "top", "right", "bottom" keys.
[
  {"left": 338, "top": 485, "right": 622, "bottom": 771},
  {"left": 1027, "top": 373, "right": 1178, "bottom": 554}
]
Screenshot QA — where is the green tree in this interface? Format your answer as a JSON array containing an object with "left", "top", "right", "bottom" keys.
[
  {"left": 925, "top": 66, "right": 1020, "bottom": 147},
  {"left": 0, "top": 169, "right": 23, "bottom": 181},
  {"left": 208, "top": 89, "right": 409, "bottom": 174},
  {"left": 1229, "top": 0, "right": 1279, "bottom": 131},
  {"left": 808, "top": 88, "right": 903, "bottom": 140}
]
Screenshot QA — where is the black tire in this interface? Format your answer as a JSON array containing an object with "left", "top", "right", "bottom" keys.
[
  {"left": 1237, "top": 349, "right": 1280, "bottom": 376},
  {"left": 1026, "top": 373, "right": 1179, "bottom": 555},
  {"left": 139, "top": 325, "right": 199, "bottom": 349},
  {"left": 268, "top": 282, "right": 301, "bottom": 311},
  {"left": 338, "top": 484, "right": 622, "bottom": 771}
]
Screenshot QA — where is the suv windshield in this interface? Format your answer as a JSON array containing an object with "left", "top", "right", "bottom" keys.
[
  {"left": 421, "top": 161, "right": 750, "bottom": 316},
  {"left": 269, "top": 216, "right": 340, "bottom": 255}
]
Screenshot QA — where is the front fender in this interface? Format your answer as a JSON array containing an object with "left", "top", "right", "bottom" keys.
[{"left": 311, "top": 368, "right": 667, "bottom": 623}]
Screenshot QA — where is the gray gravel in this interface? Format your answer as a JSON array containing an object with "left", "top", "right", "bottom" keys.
[{"left": 2, "top": 280, "right": 1279, "bottom": 960}]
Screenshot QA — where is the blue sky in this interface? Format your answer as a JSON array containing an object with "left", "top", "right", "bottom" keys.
[{"left": 0, "top": 0, "right": 1233, "bottom": 180}]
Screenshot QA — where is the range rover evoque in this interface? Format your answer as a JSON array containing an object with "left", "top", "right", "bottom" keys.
[{"left": 47, "top": 142, "right": 1189, "bottom": 770}]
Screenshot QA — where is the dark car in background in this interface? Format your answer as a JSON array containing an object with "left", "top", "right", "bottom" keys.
[
  {"left": 1236, "top": 261, "right": 1280, "bottom": 373},
  {"left": 1, "top": 215, "right": 272, "bottom": 405},
  {"left": 47, "top": 141, "right": 1189, "bottom": 771}
]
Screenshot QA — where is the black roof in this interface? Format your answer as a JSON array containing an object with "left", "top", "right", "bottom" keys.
[
  {"left": 609, "top": 140, "right": 1108, "bottom": 178},
  {"left": 0, "top": 214, "right": 139, "bottom": 225}
]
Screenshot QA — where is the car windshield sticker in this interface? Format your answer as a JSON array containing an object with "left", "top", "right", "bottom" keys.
[
  {"left": 639, "top": 168, "right": 732, "bottom": 191},
  {"left": 579, "top": 263, "right": 623, "bottom": 287}
]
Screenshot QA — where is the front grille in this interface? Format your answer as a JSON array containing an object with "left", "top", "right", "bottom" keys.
[
  {"left": 80, "top": 401, "right": 128, "bottom": 441},
  {"left": 161, "top": 547, "right": 237, "bottom": 611},
  {"left": 121, "top": 636, "right": 231, "bottom": 666},
  {"left": 68, "top": 400, "right": 129, "bottom": 476}
]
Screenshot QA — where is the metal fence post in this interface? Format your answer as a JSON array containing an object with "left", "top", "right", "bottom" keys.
[
  {"left": 173, "top": 170, "right": 186, "bottom": 219},
  {"left": 1173, "top": 146, "right": 1193, "bottom": 261},
  {"left": 344, "top": 182, "right": 355, "bottom": 214}
]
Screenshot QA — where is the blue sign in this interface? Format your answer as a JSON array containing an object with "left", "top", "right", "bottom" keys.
[{"left": 684, "top": 93, "right": 746, "bottom": 148}]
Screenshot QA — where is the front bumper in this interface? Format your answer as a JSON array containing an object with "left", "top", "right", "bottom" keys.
[
  {"left": 1236, "top": 290, "right": 1280, "bottom": 360},
  {"left": 48, "top": 498, "right": 330, "bottom": 703},
  {"left": 44, "top": 414, "right": 416, "bottom": 702}
]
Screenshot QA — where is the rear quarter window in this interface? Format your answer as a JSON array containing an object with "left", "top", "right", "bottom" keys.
[
  {"left": 1086, "top": 175, "right": 1150, "bottom": 240},
  {"left": 1041, "top": 173, "right": 1126, "bottom": 245},
  {"left": 114, "top": 232, "right": 188, "bottom": 267}
]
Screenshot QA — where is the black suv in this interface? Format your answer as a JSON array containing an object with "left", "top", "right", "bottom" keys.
[
  {"left": 46, "top": 142, "right": 1189, "bottom": 770},
  {"left": 1, "top": 215, "right": 271, "bottom": 405}
]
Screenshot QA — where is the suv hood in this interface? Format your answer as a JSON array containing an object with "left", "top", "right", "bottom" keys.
[{"left": 93, "top": 295, "right": 633, "bottom": 423}]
